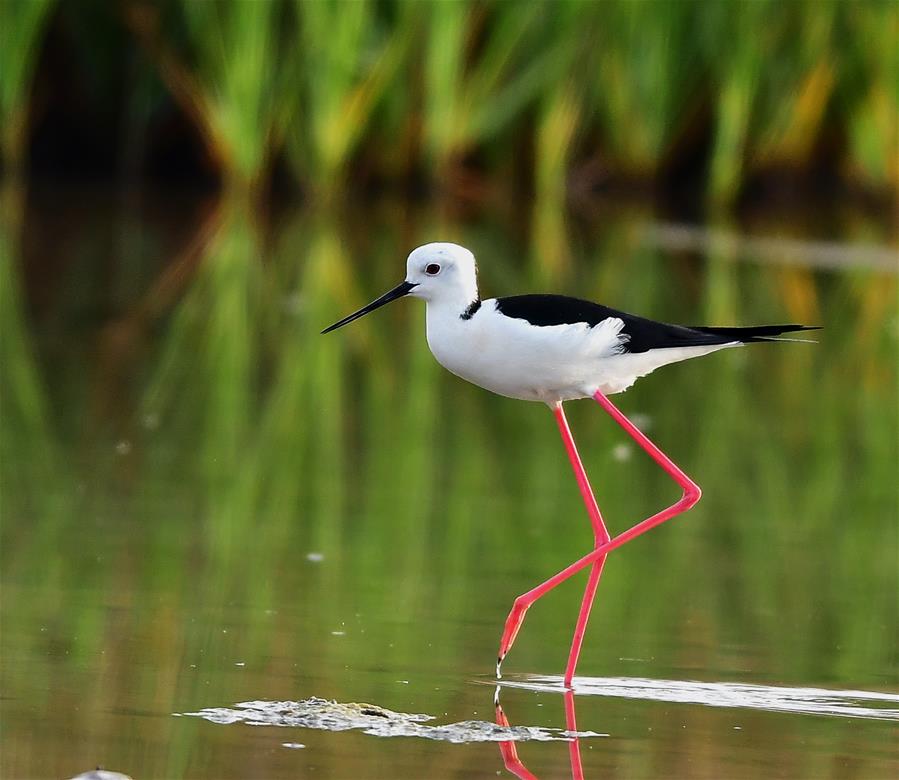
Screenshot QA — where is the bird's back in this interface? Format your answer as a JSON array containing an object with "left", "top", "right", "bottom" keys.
[{"left": 494, "top": 295, "right": 813, "bottom": 351}]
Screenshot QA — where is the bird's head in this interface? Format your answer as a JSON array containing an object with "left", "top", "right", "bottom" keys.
[
  {"left": 404, "top": 243, "right": 478, "bottom": 304},
  {"left": 321, "top": 242, "right": 479, "bottom": 334}
]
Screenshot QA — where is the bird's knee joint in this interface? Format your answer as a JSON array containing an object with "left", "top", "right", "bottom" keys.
[{"left": 684, "top": 483, "right": 702, "bottom": 506}]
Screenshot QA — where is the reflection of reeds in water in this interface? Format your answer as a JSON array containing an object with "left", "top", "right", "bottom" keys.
[
  {"left": 2, "top": 192, "right": 896, "bottom": 777},
  {"left": 0, "top": 185, "right": 56, "bottom": 497},
  {"left": 141, "top": 197, "right": 266, "bottom": 580}
]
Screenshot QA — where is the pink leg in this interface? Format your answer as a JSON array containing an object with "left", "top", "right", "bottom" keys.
[
  {"left": 564, "top": 561, "right": 605, "bottom": 687},
  {"left": 553, "top": 403, "right": 611, "bottom": 687},
  {"left": 497, "top": 390, "right": 701, "bottom": 673},
  {"left": 497, "top": 403, "right": 611, "bottom": 682}
]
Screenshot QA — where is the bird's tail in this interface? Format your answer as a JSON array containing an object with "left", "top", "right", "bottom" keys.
[{"left": 690, "top": 324, "right": 821, "bottom": 344}]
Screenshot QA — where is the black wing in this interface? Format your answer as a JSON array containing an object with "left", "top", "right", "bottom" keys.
[{"left": 494, "top": 295, "right": 817, "bottom": 354}]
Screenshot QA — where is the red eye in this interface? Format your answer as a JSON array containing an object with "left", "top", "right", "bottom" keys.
[{"left": 426, "top": 263, "right": 441, "bottom": 275}]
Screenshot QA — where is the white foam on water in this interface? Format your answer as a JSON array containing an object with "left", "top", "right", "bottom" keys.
[{"left": 492, "top": 675, "right": 899, "bottom": 721}]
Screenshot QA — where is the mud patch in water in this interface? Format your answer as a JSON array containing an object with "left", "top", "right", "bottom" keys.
[{"left": 178, "top": 697, "right": 606, "bottom": 744}]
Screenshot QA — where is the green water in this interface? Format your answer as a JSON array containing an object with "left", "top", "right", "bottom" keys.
[{"left": 1, "top": 189, "right": 897, "bottom": 779}]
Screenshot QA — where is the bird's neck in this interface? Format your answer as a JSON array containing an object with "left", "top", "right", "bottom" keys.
[
  {"left": 422, "top": 269, "right": 480, "bottom": 318},
  {"left": 426, "top": 291, "right": 481, "bottom": 321}
]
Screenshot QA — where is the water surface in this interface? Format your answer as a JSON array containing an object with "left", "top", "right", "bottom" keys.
[{"left": 2, "top": 189, "right": 897, "bottom": 778}]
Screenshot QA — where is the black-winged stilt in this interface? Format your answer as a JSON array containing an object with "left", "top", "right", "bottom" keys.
[{"left": 322, "top": 242, "right": 817, "bottom": 687}]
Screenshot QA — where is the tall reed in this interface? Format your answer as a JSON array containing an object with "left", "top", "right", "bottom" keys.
[
  {"left": 422, "top": 1, "right": 569, "bottom": 180},
  {"left": 126, "top": 0, "right": 281, "bottom": 192},
  {"left": 837, "top": 0, "right": 899, "bottom": 191},
  {"left": 19, "top": 1, "right": 899, "bottom": 203},
  {"left": 284, "top": 0, "right": 415, "bottom": 193},
  {"left": 0, "top": 0, "right": 54, "bottom": 172}
]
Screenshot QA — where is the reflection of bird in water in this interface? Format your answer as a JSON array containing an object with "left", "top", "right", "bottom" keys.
[
  {"left": 495, "top": 687, "right": 587, "bottom": 780},
  {"left": 323, "top": 242, "right": 817, "bottom": 685}
]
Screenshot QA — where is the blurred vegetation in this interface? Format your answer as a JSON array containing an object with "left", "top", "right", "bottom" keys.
[
  {"left": 0, "top": 0, "right": 54, "bottom": 175},
  {"left": 1, "top": 1, "right": 897, "bottom": 777},
  {"left": 2, "top": 0, "right": 897, "bottom": 205}
]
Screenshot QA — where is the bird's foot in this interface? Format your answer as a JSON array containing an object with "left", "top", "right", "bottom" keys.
[{"left": 497, "top": 599, "right": 529, "bottom": 677}]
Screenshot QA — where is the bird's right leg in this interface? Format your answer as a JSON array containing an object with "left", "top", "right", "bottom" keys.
[
  {"left": 497, "top": 391, "right": 701, "bottom": 677},
  {"left": 553, "top": 403, "right": 612, "bottom": 687}
]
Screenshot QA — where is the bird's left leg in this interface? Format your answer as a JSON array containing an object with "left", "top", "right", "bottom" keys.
[
  {"left": 497, "top": 403, "right": 611, "bottom": 684},
  {"left": 497, "top": 391, "right": 701, "bottom": 679}
]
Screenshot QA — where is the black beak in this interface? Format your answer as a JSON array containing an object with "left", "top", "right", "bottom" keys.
[{"left": 321, "top": 280, "right": 418, "bottom": 334}]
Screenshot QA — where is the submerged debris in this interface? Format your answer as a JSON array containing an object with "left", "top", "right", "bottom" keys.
[
  {"left": 179, "top": 697, "right": 603, "bottom": 744},
  {"left": 68, "top": 770, "right": 133, "bottom": 780}
]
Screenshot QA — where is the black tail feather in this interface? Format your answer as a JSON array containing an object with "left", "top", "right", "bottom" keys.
[{"left": 690, "top": 324, "right": 821, "bottom": 343}]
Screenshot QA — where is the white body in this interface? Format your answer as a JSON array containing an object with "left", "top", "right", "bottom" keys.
[
  {"left": 425, "top": 299, "right": 734, "bottom": 402},
  {"left": 401, "top": 243, "right": 737, "bottom": 405}
]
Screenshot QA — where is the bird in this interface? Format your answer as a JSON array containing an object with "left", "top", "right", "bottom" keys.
[{"left": 322, "top": 242, "right": 817, "bottom": 687}]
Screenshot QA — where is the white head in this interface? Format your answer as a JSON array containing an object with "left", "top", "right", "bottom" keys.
[
  {"left": 404, "top": 243, "right": 478, "bottom": 306},
  {"left": 321, "top": 242, "right": 480, "bottom": 334}
]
